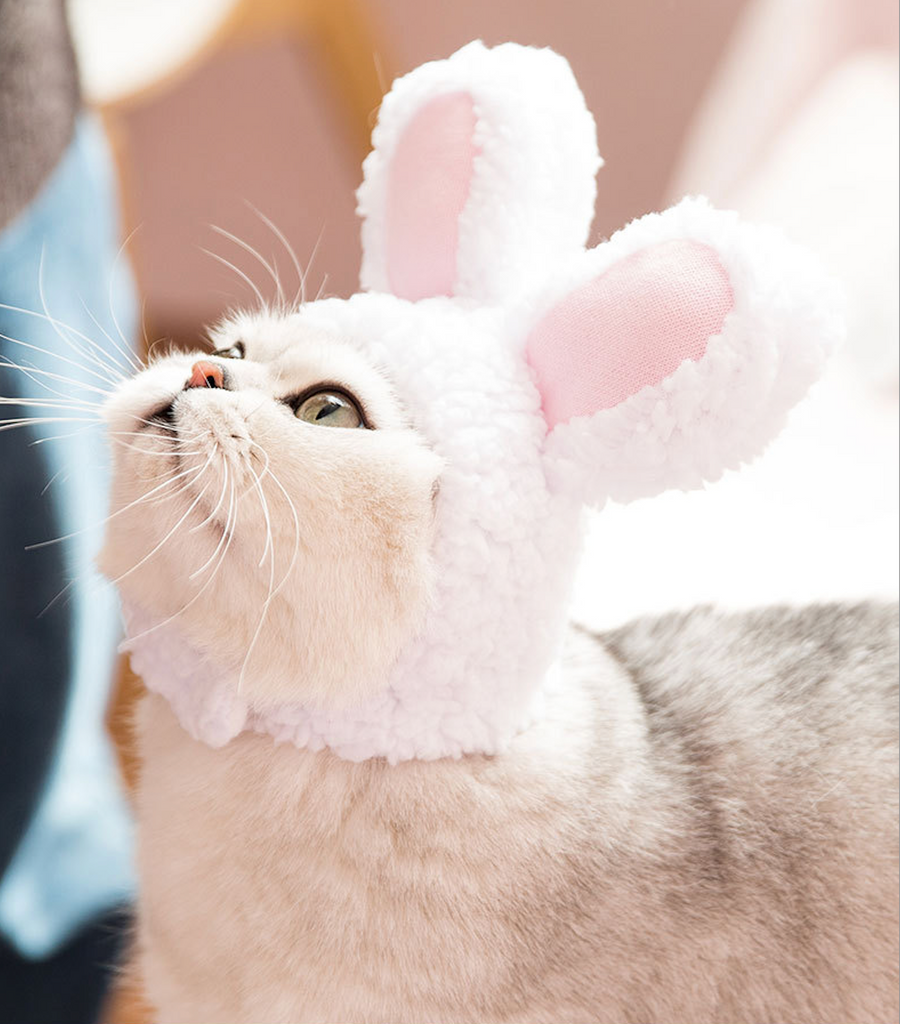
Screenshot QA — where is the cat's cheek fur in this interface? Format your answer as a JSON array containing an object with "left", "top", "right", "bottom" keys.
[
  {"left": 100, "top": 397, "right": 443, "bottom": 710},
  {"left": 224, "top": 421, "right": 445, "bottom": 708}
]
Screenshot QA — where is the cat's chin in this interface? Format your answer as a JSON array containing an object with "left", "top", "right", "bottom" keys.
[
  {"left": 102, "top": 525, "right": 436, "bottom": 711},
  {"left": 119, "top": 587, "right": 408, "bottom": 716},
  {"left": 99, "top": 450, "right": 442, "bottom": 712}
]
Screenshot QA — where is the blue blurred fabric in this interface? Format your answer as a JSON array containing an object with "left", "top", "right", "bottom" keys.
[{"left": 0, "top": 116, "right": 136, "bottom": 958}]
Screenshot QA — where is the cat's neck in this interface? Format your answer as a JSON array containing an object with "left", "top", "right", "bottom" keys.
[
  {"left": 121, "top": 601, "right": 566, "bottom": 763},
  {"left": 121, "top": 496, "right": 587, "bottom": 763}
]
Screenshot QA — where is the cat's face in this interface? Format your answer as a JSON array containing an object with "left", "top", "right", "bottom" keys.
[{"left": 99, "top": 303, "right": 447, "bottom": 708}]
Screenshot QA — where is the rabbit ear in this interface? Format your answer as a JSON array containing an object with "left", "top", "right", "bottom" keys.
[
  {"left": 357, "top": 41, "right": 601, "bottom": 304},
  {"left": 520, "top": 197, "right": 841, "bottom": 506}
]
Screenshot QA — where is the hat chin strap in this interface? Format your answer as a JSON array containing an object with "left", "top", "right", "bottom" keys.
[{"left": 120, "top": 601, "right": 563, "bottom": 764}]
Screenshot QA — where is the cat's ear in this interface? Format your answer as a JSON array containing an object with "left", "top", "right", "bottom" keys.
[
  {"left": 357, "top": 41, "right": 600, "bottom": 304},
  {"left": 519, "top": 198, "right": 841, "bottom": 506}
]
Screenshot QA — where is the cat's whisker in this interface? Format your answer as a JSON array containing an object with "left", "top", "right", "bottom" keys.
[
  {"left": 314, "top": 273, "right": 329, "bottom": 303},
  {"left": 0, "top": 330, "right": 122, "bottom": 389},
  {"left": 298, "top": 223, "right": 326, "bottom": 307},
  {"left": 143, "top": 457, "right": 214, "bottom": 507},
  {"left": 234, "top": 449, "right": 303, "bottom": 695},
  {"left": 0, "top": 416, "right": 98, "bottom": 433},
  {"left": 40, "top": 466, "right": 69, "bottom": 495},
  {"left": 247, "top": 439, "right": 271, "bottom": 487},
  {"left": 0, "top": 299, "right": 133, "bottom": 379},
  {"left": 0, "top": 356, "right": 100, "bottom": 405},
  {"left": 0, "top": 397, "right": 101, "bottom": 412},
  {"left": 111, "top": 460, "right": 215, "bottom": 585},
  {"left": 32, "top": 423, "right": 104, "bottom": 446},
  {"left": 110, "top": 437, "right": 204, "bottom": 458},
  {"left": 108, "top": 424, "right": 205, "bottom": 442},
  {"left": 0, "top": 390, "right": 101, "bottom": 404},
  {"left": 188, "top": 471, "right": 236, "bottom": 580},
  {"left": 248, "top": 440, "right": 301, "bottom": 598},
  {"left": 244, "top": 201, "right": 304, "bottom": 310},
  {"left": 37, "top": 249, "right": 116, "bottom": 380},
  {"left": 211, "top": 225, "right": 285, "bottom": 309},
  {"left": 145, "top": 481, "right": 203, "bottom": 510},
  {"left": 127, "top": 476, "right": 238, "bottom": 645},
  {"left": 37, "top": 578, "right": 77, "bottom": 619},
  {"left": 145, "top": 337, "right": 172, "bottom": 364},
  {"left": 0, "top": 354, "right": 113, "bottom": 398},
  {"left": 124, "top": 457, "right": 210, "bottom": 513},
  {"left": 139, "top": 295, "right": 153, "bottom": 358},
  {"left": 128, "top": 415, "right": 185, "bottom": 435},
  {"left": 108, "top": 426, "right": 204, "bottom": 440},
  {"left": 0, "top": 408, "right": 101, "bottom": 439},
  {"left": 192, "top": 478, "right": 238, "bottom": 590},
  {"left": 79, "top": 295, "right": 144, "bottom": 379},
  {"left": 38, "top": 250, "right": 135, "bottom": 378},
  {"left": 24, "top": 459, "right": 208, "bottom": 550},
  {"left": 190, "top": 456, "right": 230, "bottom": 533},
  {"left": 25, "top": 452, "right": 207, "bottom": 610},
  {"left": 110, "top": 433, "right": 202, "bottom": 451},
  {"left": 105, "top": 225, "right": 146, "bottom": 373},
  {"left": 247, "top": 457, "right": 274, "bottom": 570},
  {"left": 33, "top": 548, "right": 111, "bottom": 620},
  {"left": 200, "top": 247, "right": 266, "bottom": 311},
  {"left": 237, "top": 457, "right": 277, "bottom": 692}
]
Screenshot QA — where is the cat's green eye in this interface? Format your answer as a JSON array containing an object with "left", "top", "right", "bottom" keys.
[
  {"left": 211, "top": 341, "right": 244, "bottom": 359},
  {"left": 294, "top": 390, "right": 364, "bottom": 429}
]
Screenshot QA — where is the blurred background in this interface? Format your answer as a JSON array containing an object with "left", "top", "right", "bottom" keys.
[
  {"left": 71, "top": 0, "right": 753, "bottom": 333},
  {"left": 0, "top": 0, "right": 897, "bottom": 1020}
]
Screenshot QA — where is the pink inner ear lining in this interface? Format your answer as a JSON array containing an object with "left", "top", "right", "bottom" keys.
[
  {"left": 385, "top": 92, "right": 478, "bottom": 301},
  {"left": 526, "top": 240, "right": 735, "bottom": 428}
]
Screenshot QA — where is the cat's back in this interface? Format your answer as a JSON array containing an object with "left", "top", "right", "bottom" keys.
[
  {"left": 592, "top": 600, "right": 899, "bottom": 1023},
  {"left": 600, "top": 601, "right": 898, "bottom": 792}
]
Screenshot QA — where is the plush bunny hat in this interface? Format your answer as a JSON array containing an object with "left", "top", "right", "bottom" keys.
[{"left": 124, "top": 42, "right": 839, "bottom": 762}]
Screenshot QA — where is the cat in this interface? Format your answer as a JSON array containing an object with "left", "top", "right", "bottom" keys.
[{"left": 95, "top": 43, "right": 898, "bottom": 1024}]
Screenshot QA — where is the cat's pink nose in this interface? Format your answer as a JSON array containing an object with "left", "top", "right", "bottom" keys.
[{"left": 186, "top": 360, "right": 225, "bottom": 390}]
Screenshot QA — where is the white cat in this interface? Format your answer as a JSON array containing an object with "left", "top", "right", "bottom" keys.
[{"left": 98, "top": 43, "right": 898, "bottom": 1023}]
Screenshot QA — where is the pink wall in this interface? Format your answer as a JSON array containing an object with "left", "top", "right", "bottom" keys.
[{"left": 117, "top": 0, "right": 747, "bottom": 345}]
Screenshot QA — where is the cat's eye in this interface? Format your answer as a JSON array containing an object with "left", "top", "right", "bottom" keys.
[
  {"left": 293, "top": 390, "right": 365, "bottom": 429},
  {"left": 211, "top": 341, "right": 245, "bottom": 359}
]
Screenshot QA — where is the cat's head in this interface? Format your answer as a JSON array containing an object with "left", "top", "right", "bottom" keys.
[{"left": 99, "top": 42, "right": 840, "bottom": 727}]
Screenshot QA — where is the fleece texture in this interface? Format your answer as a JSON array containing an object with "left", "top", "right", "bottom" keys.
[{"left": 123, "top": 41, "right": 841, "bottom": 763}]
